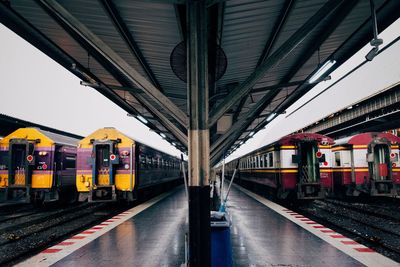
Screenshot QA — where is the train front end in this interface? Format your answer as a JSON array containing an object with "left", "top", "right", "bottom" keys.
[
  {"left": 0, "top": 128, "right": 59, "bottom": 204},
  {"left": 333, "top": 132, "right": 400, "bottom": 197},
  {"left": 280, "top": 133, "right": 334, "bottom": 200},
  {"left": 76, "top": 128, "right": 135, "bottom": 202}
]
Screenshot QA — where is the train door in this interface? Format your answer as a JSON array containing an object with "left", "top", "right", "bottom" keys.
[
  {"left": 95, "top": 144, "right": 111, "bottom": 186},
  {"left": 296, "top": 141, "right": 323, "bottom": 199},
  {"left": 368, "top": 143, "right": 394, "bottom": 195},
  {"left": 90, "top": 141, "right": 119, "bottom": 201},
  {"left": 7, "top": 139, "right": 34, "bottom": 202},
  {"left": 298, "top": 142, "right": 319, "bottom": 183},
  {"left": 54, "top": 146, "right": 63, "bottom": 187}
]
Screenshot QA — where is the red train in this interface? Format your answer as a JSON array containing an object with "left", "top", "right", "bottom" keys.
[
  {"left": 224, "top": 133, "right": 334, "bottom": 200},
  {"left": 332, "top": 132, "right": 400, "bottom": 197}
]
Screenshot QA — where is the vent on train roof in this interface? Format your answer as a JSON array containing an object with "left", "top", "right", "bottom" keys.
[{"left": 170, "top": 41, "right": 227, "bottom": 83}]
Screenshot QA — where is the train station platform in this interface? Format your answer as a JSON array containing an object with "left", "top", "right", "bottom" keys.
[{"left": 18, "top": 184, "right": 398, "bottom": 267}]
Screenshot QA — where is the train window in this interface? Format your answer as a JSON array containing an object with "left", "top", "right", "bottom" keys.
[
  {"left": 96, "top": 145, "right": 110, "bottom": 168},
  {"left": 268, "top": 153, "right": 273, "bottom": 167},
  {"left": 140, "top": 155, "right": 146, "bottom": 168},
  {"left": 264, "top": 154, "right": 269, "bottom": 167},
  {"left": 64, "top": 155, "right": 76, "bottom": 169},
  {"left": 260, "top": 155, "right": 264, "bottom": 168},
  {"left": 334, "top": 152, "right": 341, "bottom": 167}
]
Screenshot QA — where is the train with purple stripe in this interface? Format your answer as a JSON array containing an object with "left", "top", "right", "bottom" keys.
[
  {"left": 0, "top": 128, "right": 78, "bottom": 205},
  {"left": 222, "top": 133, "right": 334, "bottom": 200},
  {"left": 76, "top": 127, "right": 183, "bottom": 202}
]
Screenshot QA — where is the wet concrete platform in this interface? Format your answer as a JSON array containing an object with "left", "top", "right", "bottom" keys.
[
  {"left": 227, "top": 185, "right": 364, "bottom": 267},
  {"left": 53, "top": 188, "right": 188, "bottom": 267},
  {"left": 29, "top": 184, "right": 371, "bottom": 266}
]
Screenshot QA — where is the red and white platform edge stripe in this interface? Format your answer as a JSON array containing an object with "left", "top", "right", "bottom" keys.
[
  {"left": 16, "top": 188, "right": 180, "bottom": 267},
  {"left": 234, "top": 184, "right": 400, "bottom": 267}
]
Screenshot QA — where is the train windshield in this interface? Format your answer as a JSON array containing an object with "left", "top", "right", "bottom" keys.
[
  {"left": 298, "top": 142, "right": 319, "bottom": 183},
  {"left": 371, "top": 144, "right": 390, "bottom": 181},
  {"left": 94, "top": 144, "right": 112, "bottom": 186},
  {"left": 95, "top": 145, "right": 110, "bottom": 168},
  {"left": 10, "top": 144, "right": 27, "bottom": 185}
]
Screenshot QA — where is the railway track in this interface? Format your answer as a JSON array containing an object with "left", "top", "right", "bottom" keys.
[
  {"left": 0, "top": 202, "right": 130, "bottom": 266},
  {"left": 294, "top": 199, "right": 400, "bottom": 262},
  {"left": 323, "top": 198, "right": 400, "bottom": 222}
]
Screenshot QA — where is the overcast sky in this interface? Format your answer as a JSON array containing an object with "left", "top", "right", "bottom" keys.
[{"left": 0, "top": 18, "right": 399, "bottom": 162}]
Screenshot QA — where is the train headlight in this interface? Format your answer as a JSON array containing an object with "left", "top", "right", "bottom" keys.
[
  {"left": 84, "top": 181, "right": 90, "bottom": 187},
  {"left": 124, "top": 164, "right": 130, "bottom": 170},
  {"left": 38, "top": 151, "right": 48, "bottom": 156}
]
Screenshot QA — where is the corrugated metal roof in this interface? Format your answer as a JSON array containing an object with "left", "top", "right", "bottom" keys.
[{"left": 1, "top": 0, "right": 399, "bottom": 162}]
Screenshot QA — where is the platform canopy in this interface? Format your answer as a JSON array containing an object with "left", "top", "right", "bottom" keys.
[{"left": 1, "top": 0, "right": 399, "bottom": 165}]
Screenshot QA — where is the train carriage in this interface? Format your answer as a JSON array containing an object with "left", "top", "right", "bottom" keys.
[
  {"left": 0, "top": 128, "right": 78, "bottom": 205},
  {"left": 332, "top": 132, "right": 400, "bottom": 197},
  {"left": 224, "top": 133, "right": 334, "bottom": 200},
  {"left": 76, "top": 127, "right": 182, "bottom": 202}
]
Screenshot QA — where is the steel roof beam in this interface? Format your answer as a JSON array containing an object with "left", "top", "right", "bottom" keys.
[
  {"left": 131, "top": 91, "right": 188, "bottom": 146},
  {"left": 276, "top": 0, "right": 400, "bottom": 117},
  {"left": 211, "top": 90, "right": 275, "bottom": 155},
  {"left": 256, "top": 0, "right": 294, "bottom": 67},
  {"left": 0, "top": 2, "right": 153, "bottom": 134},
  {"left": 231, "top": 80, "right": 303, "bottom": 122},
  {"left": 39, "top": 0, "right": 189, "bottom": 129},
  {"left": 230, "top": 0, "right": 293, "bottom": 125},
  {"left": 210, "top": 0, "right": 347, "bottom": 160},
  {"left": 100, "top": 0, "right": 162, "bottom": 91},
  {"left": 86, "top": 83, "right": 188, "bottom": 147},
  {"left": 236, "top": 0, "right": 358, "bottom": 141},
  {"left": 208, "top": 0, "right": 345, "bottom": 127},
  {"left": 174, "top": 4, "right": 186, "bottom": 42}
]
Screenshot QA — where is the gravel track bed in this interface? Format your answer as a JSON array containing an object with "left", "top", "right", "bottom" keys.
[
  {"left": 0, "top": 203, "right": 127, "bottom": 266},
  {"left": 294, "top": 200, "right": 400, "bottom": 262},
  {"left": 313, "top": 200, "right": 400, "bottom": 236},
  {"left": 0, "top": 211, "right": 37, "bottom": 223},
  {"left": 0, "top": 202, "right": 93, "bottom": 233},
  {"left": 0, "top": 203, "right": 105, "bottom": 246},
  {"left": 324, "top": 198, "right": 400, "bottom": 221}
]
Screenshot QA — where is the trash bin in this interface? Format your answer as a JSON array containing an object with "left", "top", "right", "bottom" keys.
[{"left": 211, "top": 211, "right": 232, "bottom": 267}]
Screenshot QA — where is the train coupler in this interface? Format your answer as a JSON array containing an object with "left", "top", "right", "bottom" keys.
[
  {"left": 88, "top": 185, "right": 117, "bottom": 202},
  {"left": 296, "top": 183, "right": 325, "bottom": 200}
]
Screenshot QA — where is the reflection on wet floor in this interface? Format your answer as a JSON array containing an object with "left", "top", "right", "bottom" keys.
[
  {"left": 227, "top": 186, "right": 364, "bottom": 267},
  {"left": 53, "top": 189, "right": 188, "bottom": 267},
  {"left": 52, "top": 184, "right": 365, "bottom": 267}
]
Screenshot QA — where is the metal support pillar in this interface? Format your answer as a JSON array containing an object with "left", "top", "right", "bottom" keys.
[{"left": 187, "top": 1, "right": 210, "bottom": 266}]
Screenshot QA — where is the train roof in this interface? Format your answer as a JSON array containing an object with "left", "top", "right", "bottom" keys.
[
  {"left": 277, "top": 133, "right": 334, "bottom": 146},
  {"left": 79, "top": 127, "right": 179, "bottom": 159},
  {"left": 37, "top": 128, "right": 80, "bottom": 146},
  {"left": 1, "top": 127, "right": 79, "bottom": 147},
  {"left": 334, "top": 132, "right": 400, "bottom": 146},
  {"left": 236, "top": 133, "right": 334, "bottom": 160}
]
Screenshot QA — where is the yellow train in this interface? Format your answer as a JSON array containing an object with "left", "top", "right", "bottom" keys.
[
  {"left": 76, "top": 127, "right": 182, "bottom": 202},
  {"left": 0, "top": 128, "right": 78, "bottom": 205}
]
